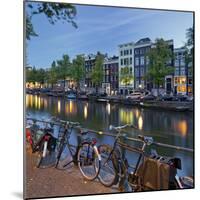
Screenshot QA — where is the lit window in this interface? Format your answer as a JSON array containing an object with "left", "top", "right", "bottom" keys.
[
  {"left": 140, "top": 56, "right": 145, "bottom": 65},
  {"left": 135, "top": 57, "right": 139, "bottom": 66}
]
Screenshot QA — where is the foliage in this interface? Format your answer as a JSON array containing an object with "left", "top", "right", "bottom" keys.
[
  {"left": 56, "top": 54, "right": 72, "bottom": 81},
  {"left": 26, "top": 15, "right": 38, "bottom": 40},
  {"left": 91, "top": 53, "right": 104, "bottom": 92},
  {"left": 71, "top": 55, "right": 85, "bottom": 89},
  {"left": 146, "top": 38, "right": 173, "bottom": 89},
  {"left": 120, "top": 66, "right": 134, "bottom": 86},
  {"left": 46, "top": 61, "right": 58, "bottom": 87},
  {"left": 26, "top": 2, "right": 77, "bottom": 40}
]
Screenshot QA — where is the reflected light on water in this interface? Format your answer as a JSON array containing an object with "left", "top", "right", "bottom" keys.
[
  {"left": 69, "top": 100, "right": 73, "bottom": 113},
  {"left": 26, "top": 95, "right": 29, "bottom": 108},
  {"left": 30, "top": 95, "right": 33, "bottom": 108},
  {"left": 57, "top": 100, "right": 61, "bottom": 113},
  {"left": 119, "top": 109, "right": 133, "bottom": 124},
  {"left": 106, "top": 103, "right": 111, "bottom": 115},
  {"left": 177, "top": 120, "right": 187, "bottom": 137},
  {"left": 38, "top": 96, "right": 41, "bottom": 109},
  {"left": 135, "top": 109, "right": 139, "bottom": 119},
  {"left": 84, "top": 105, "right": 88, "bottom": 119},
  {"left": 138, "top": 116, "right": 143, "bottom": 130},
  {"left": 44, "top": 99, "right": 48, "bottom": 109},
  {"left": 34, "top": 95, "right": 38, "bottom": 108},
  {"left": 65, "top": 100, "right": 77, "bottom": 114}
]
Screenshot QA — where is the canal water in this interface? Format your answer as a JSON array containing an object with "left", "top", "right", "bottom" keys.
[{"left": 26, "top": 94, "right": 194, "bottom": 177}]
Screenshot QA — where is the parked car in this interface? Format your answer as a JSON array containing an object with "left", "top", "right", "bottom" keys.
[
  {"left": 140, "top": 94, "right": 156, "bottom": 101},
  {"left": 126, "top": 92, "right": 144, "bottom": 100},
  {"left": 186, "top": 96, "right": 194, "bottom": 102},
  {"left": 158, "top": 94, "right": 173, "bottom": 101},
  {"left": 172, "top": 94, "right": 188, "bottom": 102}
]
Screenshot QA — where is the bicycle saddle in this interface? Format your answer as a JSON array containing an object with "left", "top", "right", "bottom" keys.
[{"left": 138, "top": 135, "right": 153, "bottom": 144}]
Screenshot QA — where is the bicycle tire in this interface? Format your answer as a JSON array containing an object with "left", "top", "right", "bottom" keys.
[
  {"left": 36, "top": 141, "right": 56, "bottom": 169},
  {"left": 98, "top": 144, "right": 119, "bottom": 187},
  {"left": 55, "top": 142, "right": 76, "bottom": 170},
  {"left": 77, "top": 142, "right": 100, "bottom": 181}
]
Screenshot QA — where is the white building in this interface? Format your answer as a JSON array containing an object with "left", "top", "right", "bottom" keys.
[{"left": 118, "top": 42, "right": 135, "bottom": 95}]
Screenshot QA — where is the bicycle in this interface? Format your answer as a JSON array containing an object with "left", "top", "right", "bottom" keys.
[
  {"left": 98, "top": 124, "right": 193, "bottom": 191},
  {"left": 54, "top": 119, "right": 101, "bottom": 181},
  {"left": 26, "top": 118, "right": 57, "bottom": 168},
  {"left": 98, "top": 124, "right": 151, "bottom": 191}
]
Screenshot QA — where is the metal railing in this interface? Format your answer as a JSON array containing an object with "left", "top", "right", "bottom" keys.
[{"left": 26, "top": 118, "right": 194, "bottom": 153}]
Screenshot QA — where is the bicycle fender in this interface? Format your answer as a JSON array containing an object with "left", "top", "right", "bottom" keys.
[{"left": 93, "top": 145, "right": 101, "bottom": 161}]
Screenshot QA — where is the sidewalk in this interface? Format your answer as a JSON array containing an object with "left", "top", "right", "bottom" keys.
[{"left": 25, "top": 147, "right": 117, "bottom": 199}]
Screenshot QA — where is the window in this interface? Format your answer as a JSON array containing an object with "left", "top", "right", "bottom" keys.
[
  {"left": 124, "top": 58, "right": 126, "bottom": 65},
  {"left": 140, "top": 56, "right": 145, "bottom": 65},
  {"left": 130, "top": 67, "right": 132, "bottom": 74},
  {"left": 188, "top": 78, "right": 192, "bottom": 85},
  {"left": 146, "top": 56, "right": 149, "bottom": 65},
  {"left": 175, "top": 68, "right": 179, "bottom": 76},
  {"left": 135, "top": 68, "right": 139, "bottom": 76},
  {"left": 135, "top": 49, "right": 139, "bottom": 55},
  {"left": 130, "top": 57, "right": 132, "bottom": 65},
  {"left": 135, "top": 57, "right": 139, "bottom": 66},
  {"left": 181, "top": 68, "right": 185, "bottom": 75},
  {"left": 140, "top": 49, "right": 144, "bottom": 54},
  {"left": 175, "top": 59, "right": 179, "bottom": 66},
  {"left": 120, "top": 50, "right": 123, "bottom": 56},
  {"left": 177, "top": 85, "right": 186, "bottom": 93},
  {"left": 140, "top": 68, "right": 144, "bottom": 76},
  {"left": 130, "top": 49, "right": 132, "bottom": 54},
  {"left": 121, "top": 59, "right": 123, "bottom": 66},
  {"left": 180, "top": 58, "right": 185, "bottom": 66}
]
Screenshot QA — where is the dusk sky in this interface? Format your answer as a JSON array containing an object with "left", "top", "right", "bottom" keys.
[{"left": 26, "top": 2, "right": 193, "bottom": 69}]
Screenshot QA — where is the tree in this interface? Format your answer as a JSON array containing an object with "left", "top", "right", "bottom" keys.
[
  {"left": 71, "top": 55, "right": 85, "bottom": 92},
  {"left": 56, "top": 54, "right": 72, "bottom": 90},
  {"left": 146, "top": 38, "right": 173, "bottom": 95},
  {"left": 26, "top": 66, "right": 38, "bottom": 85},
  {"left": 47, "top": 61, "right": 58, "bottom": 88},
  {"left": 184, "top": 26, "right": 194, "bottom": 95},
  {"left": 91, "top": 54, "right": 104, "bottom": 94},
  {"left": 120, "top": 66, "right": 134, "bottom": 90},
  {"left": 26, "top": 2, "right": 77, "bottom": 40},
  {"left": 36, "top": 68, "right": 47, "bottom": 87}
]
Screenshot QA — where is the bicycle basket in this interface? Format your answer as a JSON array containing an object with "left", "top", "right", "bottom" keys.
[{"left": 137, "top": 155, "right": 180, "bottom": 191}]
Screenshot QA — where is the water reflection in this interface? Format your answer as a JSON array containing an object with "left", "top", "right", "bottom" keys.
[
  {"left": 106, "top": 103, "right": 111, "bottom": 115},
  {"left": 119, "top": 109, "right": 133, "bottom": 124},
  {"left": 84, "top": 104, "right": 88, "bottom": 119},
  {"left": 138, "top": 116, "right": 143, "bottom": 130},
  {"left": 57, "top": 100, "right": 61, "bottom": 113},
  {"left": 177, "top": 120, "right": 187, "bottom": 137},
  {"left": 26, "top": 94, "right": 193, "bottom": 176}
]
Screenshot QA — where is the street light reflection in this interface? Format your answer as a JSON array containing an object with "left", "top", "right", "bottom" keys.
[
  {"left": 106, "top": 103, "right": 111, "bottom": 115},
  {"left": 84, "top": 104, "right": 88, "bottom": 119},
  {"left": 177, "top": 120, "right": 187, "bottom": 137},
  {"left": 138, "top": 116, "right": 143, "bottom": 130},
  {"left": 57, "top": 100, "right": 61, "bottom": 113}
]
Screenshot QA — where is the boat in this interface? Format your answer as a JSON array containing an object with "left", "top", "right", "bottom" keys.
[{"left": 67, "top": 93, "right": 76, "bottom": 99}]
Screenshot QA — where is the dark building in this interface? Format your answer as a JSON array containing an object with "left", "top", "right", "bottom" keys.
[
  {"left": 134, "top": 38, "right": 174, "bottom": 93},
  {"left": 102, "top": 56, "right": 119, "bottom": 95},
  {"left": 84, "top": 54, "right": 96, "bottom": 89},
  {"left": 134, "top": 38, "right": 152, "bottom": 90}
]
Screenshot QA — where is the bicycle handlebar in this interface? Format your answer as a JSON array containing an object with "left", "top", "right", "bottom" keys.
[{"left": 109, "top": 124, "right": 138, "bottom": 131}]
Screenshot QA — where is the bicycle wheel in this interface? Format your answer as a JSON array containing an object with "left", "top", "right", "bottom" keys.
[
  {"left": 77, "top": 142, "right": 100, "bottom": 181},
  {"left": 36, "top": 141, "right": 56, "bottom": 168},
  {"left": 55, "top": 141, "right": 76, "bottom": 170},
  {"left": 98, "top": 144, "right": 119, "bottom": 187}
]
